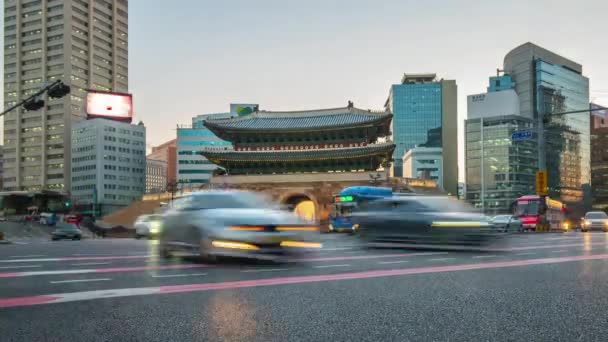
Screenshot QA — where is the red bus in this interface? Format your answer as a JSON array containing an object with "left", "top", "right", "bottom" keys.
[{"left": 513, "top": 195, "right": 568, "bottom": 232}]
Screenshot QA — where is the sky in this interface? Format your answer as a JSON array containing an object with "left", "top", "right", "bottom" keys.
[{"left": 3, "top": 0, "right": 608, "bottom": 181}]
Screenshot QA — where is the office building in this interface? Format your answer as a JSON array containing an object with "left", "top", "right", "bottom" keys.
[
  {"left": 591, "top": 104, "right": 608, "bottom": 210},
  {"left": 465, "top": 75, "right": 537, "bottom": 214},
  {"left": 3, "top": 0, "right": 129, "bottom": 192},
  {"left": 71, "top": 118, "right": 145, "bottom": 216},
  {"left": 145, "top": 158, "right": 167, "bottom": 194},
  {"left": 147, "top": 139, "right": 176, "bottom": 184},
  {"left": 385, "top": 74, "right": 458, "bottom": 194},
  {"left": 401, "top": 147, "right": 443, "bottom": 187},
  {"left": 504, "top": 42, "right": 590, "bottom": 209},
  {"left": 177, "top": 113, "right": 233, "bottom": 188}
]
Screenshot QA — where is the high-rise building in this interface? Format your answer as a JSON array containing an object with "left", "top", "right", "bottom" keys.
[
  {"left": 147, "top": 139, "right": 176, "bottom": 184},
  {"left": 465, "top": 75, "right": 537, "bottom": 214},
  {"left": 3, "top": 0, "right": 129, "bottom": 192},
  {"left": 385, "top": 74, "right": 458, "bottom": 194},
  {"left": 0, "top": 145, "right": 3, "bottom": 190},
  {"left": 591, "top": 104, "right": 608, "bottom": 211},
  {"left": 145, "top": 158, "right": 166, "bottom": 194},
  {"left": 504, "top": 42, "right": 590, "bottom": 210},
  {"left": 71, "top": 118, "right": 145, "bottom": 216},
  {"left": 176, "top": 112, "right": 232, "bottom": 189}
]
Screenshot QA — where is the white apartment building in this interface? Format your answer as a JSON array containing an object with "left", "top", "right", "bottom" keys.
[
  {"left": 71, "top": 118, "right": 144, "bottom": 216},
  {"left": 402, "top": 147, "right": 443, "bottom": 189},
  {"left": 3, "top": 0, "right": 129, "bottom": 192}
]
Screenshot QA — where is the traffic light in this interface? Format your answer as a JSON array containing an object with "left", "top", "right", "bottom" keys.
[
  {"left": 47, "top": 82, "right": 71, "bottom": 98},
  {"left": 23, "top": 98, "right": 45, "bottom": 111},
  {"left": 65, "top": 201, "right": 70, "bottom": 208}
]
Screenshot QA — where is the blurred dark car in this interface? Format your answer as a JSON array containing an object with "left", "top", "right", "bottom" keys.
[
  {"left": 160, "top": 191, "right": 321, "bottom": 261},
  {"left": 351, "top": 196, "right": 497, "bottom": 247},
  {"left": 51, "top": 223, "right": 82, "bottom": 241}
]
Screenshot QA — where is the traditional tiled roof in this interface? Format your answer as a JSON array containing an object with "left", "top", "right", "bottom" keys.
[
  {"left": 201, "top": 143, "right": 395, "bottom": 162},
  {"left": 203, "top": 106, "right": 392, "bottom": 132}
]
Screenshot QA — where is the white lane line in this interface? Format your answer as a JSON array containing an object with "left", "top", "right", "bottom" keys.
[
  {"left": 429, "top": 258, "right": 455, "bottom": 262},
  {"left": 313, "top": 264, "right": 351, "bottom": 269},
  {"left": 151, "top": 273, "right": 207, "bottom": 278},
  {"left": 551, "top": 249, "right": 568, "bottom": 253},
  {"left": 472, "top": 255, "right": 497, "bottom": 259},
  {"left": 320, "top": 247, "right": 354, "bottom": 251},
  {"left": 50, "top": 278, "right": 111, "bottom": 284},
  {"left": 71, "top": 262, "right": 111, "bottom": 266},
  {"left": 0, "top": 265, "right": 42, "bottom": 269},
  {"left": 241, "top": 268, "right": 288, "bottom": 273},
  {"left": 515, "top": 252, "right": 536, "bottom": 256},
  {"left": 9, "top": 255, "right": 45, "bottom": 258},
  {"left": 377, "top": 260, "right": 410, "bottom": 265}
]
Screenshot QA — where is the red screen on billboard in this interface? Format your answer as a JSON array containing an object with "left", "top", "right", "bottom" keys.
[{"left": 86, "top": 90, "right": 133, "bottom": 122}]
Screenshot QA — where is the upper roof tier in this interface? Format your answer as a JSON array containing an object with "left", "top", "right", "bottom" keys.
[{"left": 203, "top": 105, "right": 392, "bottom": 135}]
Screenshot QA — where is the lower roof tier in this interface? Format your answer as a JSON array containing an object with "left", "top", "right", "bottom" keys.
[{"left": 200, "top": 143, "right": 395, "bottom": 175}]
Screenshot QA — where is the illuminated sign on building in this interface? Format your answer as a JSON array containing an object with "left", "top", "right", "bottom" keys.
[{"left": 86, "top": 90, "right": 133, "bottom": 123}]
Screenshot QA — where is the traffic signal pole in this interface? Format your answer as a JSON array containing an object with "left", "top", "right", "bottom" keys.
[{"left": 0, "top": 80, "right": 70, "bottom": 118}]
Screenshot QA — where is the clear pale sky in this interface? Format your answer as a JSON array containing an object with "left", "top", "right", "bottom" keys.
[{"left": 3, "top": 0, "right": 608, "bottom": 181}]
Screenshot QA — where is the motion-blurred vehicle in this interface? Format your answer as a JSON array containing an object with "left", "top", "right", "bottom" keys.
[
  {"left": 159, "top": 191, "right": 321, "bottom": 261},
  {"left": 51, "top": 223, "right": 82, "bottom": 241},
  {"left": 512, "top": 195, "right": 567, "bottom": 232},
  {"left": 65, "top": 214, "right": 81, "bottom": 225},
  {"left": 581, "top": 211, "right": 608, "bottom": 232},
  {"left": 39, "top": 212, "right": 57, "bottom": 226},
  {"left": 329, "top": 186, "right": 392, "bottom": 233},
  {"left": 352, "top": 196, "right": 497, "bottom": 248},
  {"left": 491, "top": 215, "right": 522, "bottom": 233},
  {"left": 134, "top": 214, "right": 163, "bottom": 239}
]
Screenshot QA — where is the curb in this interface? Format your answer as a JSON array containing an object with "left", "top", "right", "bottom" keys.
[{"left": 0, "top": 240, "right": 13, "bottom": 245}]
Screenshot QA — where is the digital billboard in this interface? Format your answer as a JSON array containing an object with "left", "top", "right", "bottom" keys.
[
  {"left": 230, "top": 103, "right": 258, "bottom": 117},
  {"left": 86, "top": 90, "right": 133, "bottom": 123}
]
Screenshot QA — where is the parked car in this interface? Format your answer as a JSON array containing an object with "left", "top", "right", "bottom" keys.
[
  {"left": 134, "top": 214, "right": 163, "bottom": 239},
  {"left": 51, "top": 223, "right": 82, "bottom": 241},
  {"left": 159, "top": 191, "right": 320, "bottom": 261},
  {"left": 581, "top": 211, "right": 608, "bottom": 232},
  {"left": 39, "top": 213, "right": 57, "bottom": 226}
]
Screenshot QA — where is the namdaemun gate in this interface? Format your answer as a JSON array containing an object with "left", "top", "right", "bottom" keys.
[{"left": 201, "top": 101, "right": 395, "bottom": 174}]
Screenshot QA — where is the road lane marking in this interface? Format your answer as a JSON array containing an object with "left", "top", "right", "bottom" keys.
[
  {"left": 320, "top": 247, "right": 355, "bottom": 251},
  {"left": 378, "top": 260, "right": 410, "bottom": 265},
  {"left": 0, "top": 255, "right": 154, "bottom": 263},
  {"left": 50, "top": 278, "right": 111, "bottom": 284},
  {"left": 0, "top": 265, "right": 42, "bottom": 269},
  {"left": 551, "top": 249, "right": 568, "bottom": 253},
  {"left": 313, "top": 264, "right": 350, "bottom": 268},
  {"left": 301, "top": 252, "right": 446, "bottom": 262},
  {"left": 5, "top": 253, "right": 608, "bottom": 308},
  {"left": 241, "top": 269, "right": 288, "bottom": 273},
  {"left": 515, "top": 252, "right": 536, "bottom": 256},
  {"left": 429, "top": 258, "right": 455, "bottom": 261},
  {"left": 472, "top": 255, "right": 497, "bottom": 259},
  {"left": 71, "top": 262, "right": 112, "bottom": 266},
  {"left": 0, "top": 264, "right": 208, "bottom": 278},
  {"left": 151, "top": 273, "right": 207, "bottom": 278},
  {"left": 9, "top": 255, "right": 45, "bottom": 258}
]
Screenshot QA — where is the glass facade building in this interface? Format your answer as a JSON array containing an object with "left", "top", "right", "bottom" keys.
[
  {"left": 385, "top": 74, "right": 458, "bottom": 194},
  {"left": 176, "top": 113, "right": 233, "bottom": 188},
  {"left": 465, "top": 116, "right": 537, "bottom": 214},
  {"left": 504, "top": 42, "right": 590, "bottom": 215},
  {"left": 535, "top": 60, "right": 590, "bottom": 204}
]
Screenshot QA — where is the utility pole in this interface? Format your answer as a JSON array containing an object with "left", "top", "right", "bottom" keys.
[{"left": 480, "top": 116, "right": 485, "bottom": 214}]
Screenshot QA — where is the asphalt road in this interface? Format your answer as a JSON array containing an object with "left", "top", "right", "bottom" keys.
[{"left": 2, "top": 232, "right": 608, "bottom": 341}]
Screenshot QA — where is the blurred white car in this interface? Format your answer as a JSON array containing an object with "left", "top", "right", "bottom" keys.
[{"left": 134, "top": 214, "right": 162, "bottom": 239}]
